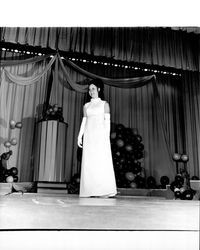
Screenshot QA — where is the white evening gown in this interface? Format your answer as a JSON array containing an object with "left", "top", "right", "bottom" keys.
[{"left": 79, "top": 98, "right": 117, "bottom": 197}]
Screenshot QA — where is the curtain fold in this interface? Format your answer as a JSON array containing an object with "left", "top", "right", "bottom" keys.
[
  {"left": 0, "top": 54, "right": 51, "bottom": 67},
  {"left": 50, "top": 60, "right": 180, "bottom": 181},
  {"left": 1, "top": 27, "right": 199, "bottom": 71},
  {"left": 2, "top": 55, "right": 56, "bottom": 86},
  {"left": 182, "top": 71, "right": 200, "bottom": 177},
  {"left": 61, "top": 55, "right": 156, "bottom": 88},
  {"left": 0, "top": 50, "right": 198, "bottom": 182},
  {"left": 0, "top": 56, "right": 51, "bottom": 181}
]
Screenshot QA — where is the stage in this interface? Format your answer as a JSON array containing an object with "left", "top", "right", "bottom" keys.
[{"left": 0, "top": 193, "right": 199, "bottom": 249}]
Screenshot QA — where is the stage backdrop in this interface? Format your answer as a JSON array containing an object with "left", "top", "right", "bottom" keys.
[{"left": 0, "top": 27, "right": 199, "bottom": 182}]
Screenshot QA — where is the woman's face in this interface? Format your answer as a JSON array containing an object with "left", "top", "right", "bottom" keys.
[{"left": 89, "top": 84, "right": 100, "bottom": 99}]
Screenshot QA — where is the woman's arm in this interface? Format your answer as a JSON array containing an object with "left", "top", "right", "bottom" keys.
[{"left": 77, "top": 105, "right": 87, "bottom": 148}]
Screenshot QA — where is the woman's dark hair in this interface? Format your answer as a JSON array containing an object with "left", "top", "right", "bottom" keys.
[{"left": 85, "top": 78, "right": 105, "bottom": 102}]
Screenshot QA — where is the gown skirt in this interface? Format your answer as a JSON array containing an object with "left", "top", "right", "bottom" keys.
[{"left": 79, "top": 98, "right": 117, "bottom": 197}]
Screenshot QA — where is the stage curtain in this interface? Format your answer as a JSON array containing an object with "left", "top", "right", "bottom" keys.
[
  {"left": 0, "top": 56, "right": 51, "bottom": 181},
  {"left": 49, "top": 60, "right": 182, "bottom": 182},
  {"left": 182, "top": 71, "right": 200, "bottom": 177},
  {"left": 1, "top": 27, "right": 199, "bottom": 71}
]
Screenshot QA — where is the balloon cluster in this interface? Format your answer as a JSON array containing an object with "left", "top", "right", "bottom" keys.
[
  {"left": 42, "top": 104, "right": 64, "bottom": 122},
  {"left": 172, "top": 153, "right": 189, "bottom": 163},
  {"left": 0, "top": 151, "right": 19, "bottom": 183},
  {"left": 170, "top": 174, "right": 196, "bottom": 200},
  {"left": 171, "top": 152, "right": 196, "bottom": 200},
  {"left": 110, "top": 124, "right": 146, "bottom": 188},
  {"left": 67, "top": 173, "right": 80, "bottom": 194},
  {"left": 3, "top": 120, "right": 23, "bottom": 148}
]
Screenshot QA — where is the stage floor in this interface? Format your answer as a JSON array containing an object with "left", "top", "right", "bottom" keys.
[
  {"left": 0, "top": 193, "right": 199, "bottom": 249},
  {"left": 0, "top": 193, "right": 199, "bottom": 230}
]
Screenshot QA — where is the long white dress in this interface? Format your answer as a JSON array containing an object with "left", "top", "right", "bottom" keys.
[{"left": 79, "top": 98, "right": 117, "bottom": 197}]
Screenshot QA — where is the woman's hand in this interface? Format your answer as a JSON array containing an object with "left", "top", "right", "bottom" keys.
[{"left": 78, "top": 136, "right": 83, "bottom": 148}]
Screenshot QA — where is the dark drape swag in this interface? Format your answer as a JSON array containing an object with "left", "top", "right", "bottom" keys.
[{"left": 0, "top": 27, "right": 199, "bottom": 182}]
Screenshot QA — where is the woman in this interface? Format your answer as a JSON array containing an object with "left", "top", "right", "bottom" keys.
[{"left": 77, "top": 79, "right": 117, "bottom": 198}]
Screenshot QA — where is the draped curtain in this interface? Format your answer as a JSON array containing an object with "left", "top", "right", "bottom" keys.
[
  {"left": 49, "top": 58, "right": 183, "bottom": 182},
  {"left": 1, "top": 27, "right": 199, "bottom": 71},
  {"left": 0, "top": 55, "right": 51, "bottom": 181},
  {"left": 1, "top": 27, "right": 199, "bottom": 182},
  {"left": 182, "top": 71, "right": 200, "bottom": 177}
]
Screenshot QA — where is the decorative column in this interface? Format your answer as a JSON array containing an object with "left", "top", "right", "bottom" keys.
[{"left": 33, "top": 120, "right": 68, "bottom": 182}]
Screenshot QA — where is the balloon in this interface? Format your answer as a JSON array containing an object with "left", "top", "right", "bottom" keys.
[
  {"left": 116, "top": 139, "right": 125, "bottom": 148},
  {"left": 181, "top": 189, "right": 194, "bottom": 200},
  {"left": 125, "top": 144, "right": 133, "bottom": 152},
  {"left": 10, "top": 120, "right": 16, "bottom": 129},
  {"left": 175, "top": 175, "right": 184, "bottom": 186},
  {"left": 179, "top": 187, "right": 186, "bottom": 193},
  {"left": 138, "top": 143, "right": 144, "bottom": 151},
  {"left": 4, "top": 141, "right": 11, "bottom": 148},
  {"left": 191, "top": 176, "right": 199, "bottom": 180},
  {"left": 10, "top": 138, "right": 17, "bottom": 146},
  {"left": 134, "top": 175, "right": 146, "bottom": 188},
  {"left": 147, "top": 176, "right": 157, "bottom": 188},
  {"left": 15, "top": 122, "right": 23, "bottom": 129},
  {"left": 130, "top": 182, "right": 137, "bottom": 188},
  {"left": 181, "top": 154, "right": 189, "bottom": 162},
  {"left": 135, "top": 135, "right": 142, "bottom": 143},
  {"left": 10, "top": 167, "right": 18, "bottom": 176},
  {"left": 160, "top": 176, "right": 170, "bottom": 186},
  {"left": 132, "top": 164, "right": 142, "bottom": 175},
  {"left": 125, "top": 172, "right": 135, "bottom": 181},
  {"left": 116, "top": 124, "right": 125, "bottom": 132},
  {"left": 132, "top": 128, "right": 138, "bottom": 135},
  {"left": 6, "top": 175, "right": 14, "bottom": 183},
  {"left": 172, "top": 153, "right": 181, "bottom": 161},
  {"left": 110, "top": 132, "right": 117, "bottom": 140},
  {"left": 13, "top": 176, "right": 19, "bottom": 182},
  {"left": 53, "top": 104, "right": 58, "bottom": 112}
]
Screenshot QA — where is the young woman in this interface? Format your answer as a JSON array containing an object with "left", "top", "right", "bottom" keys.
[{"left": 77, "top": 79, "right": 117, "bottom": 198}]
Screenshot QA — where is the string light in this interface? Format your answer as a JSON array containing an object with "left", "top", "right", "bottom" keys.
[{"left": 0, "top": 47, "right": 181, "bottom": 77}]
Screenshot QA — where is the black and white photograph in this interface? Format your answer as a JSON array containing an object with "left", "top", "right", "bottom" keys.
[{"left": 0, "top": 1, "right": 199, "bottom": 249}]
